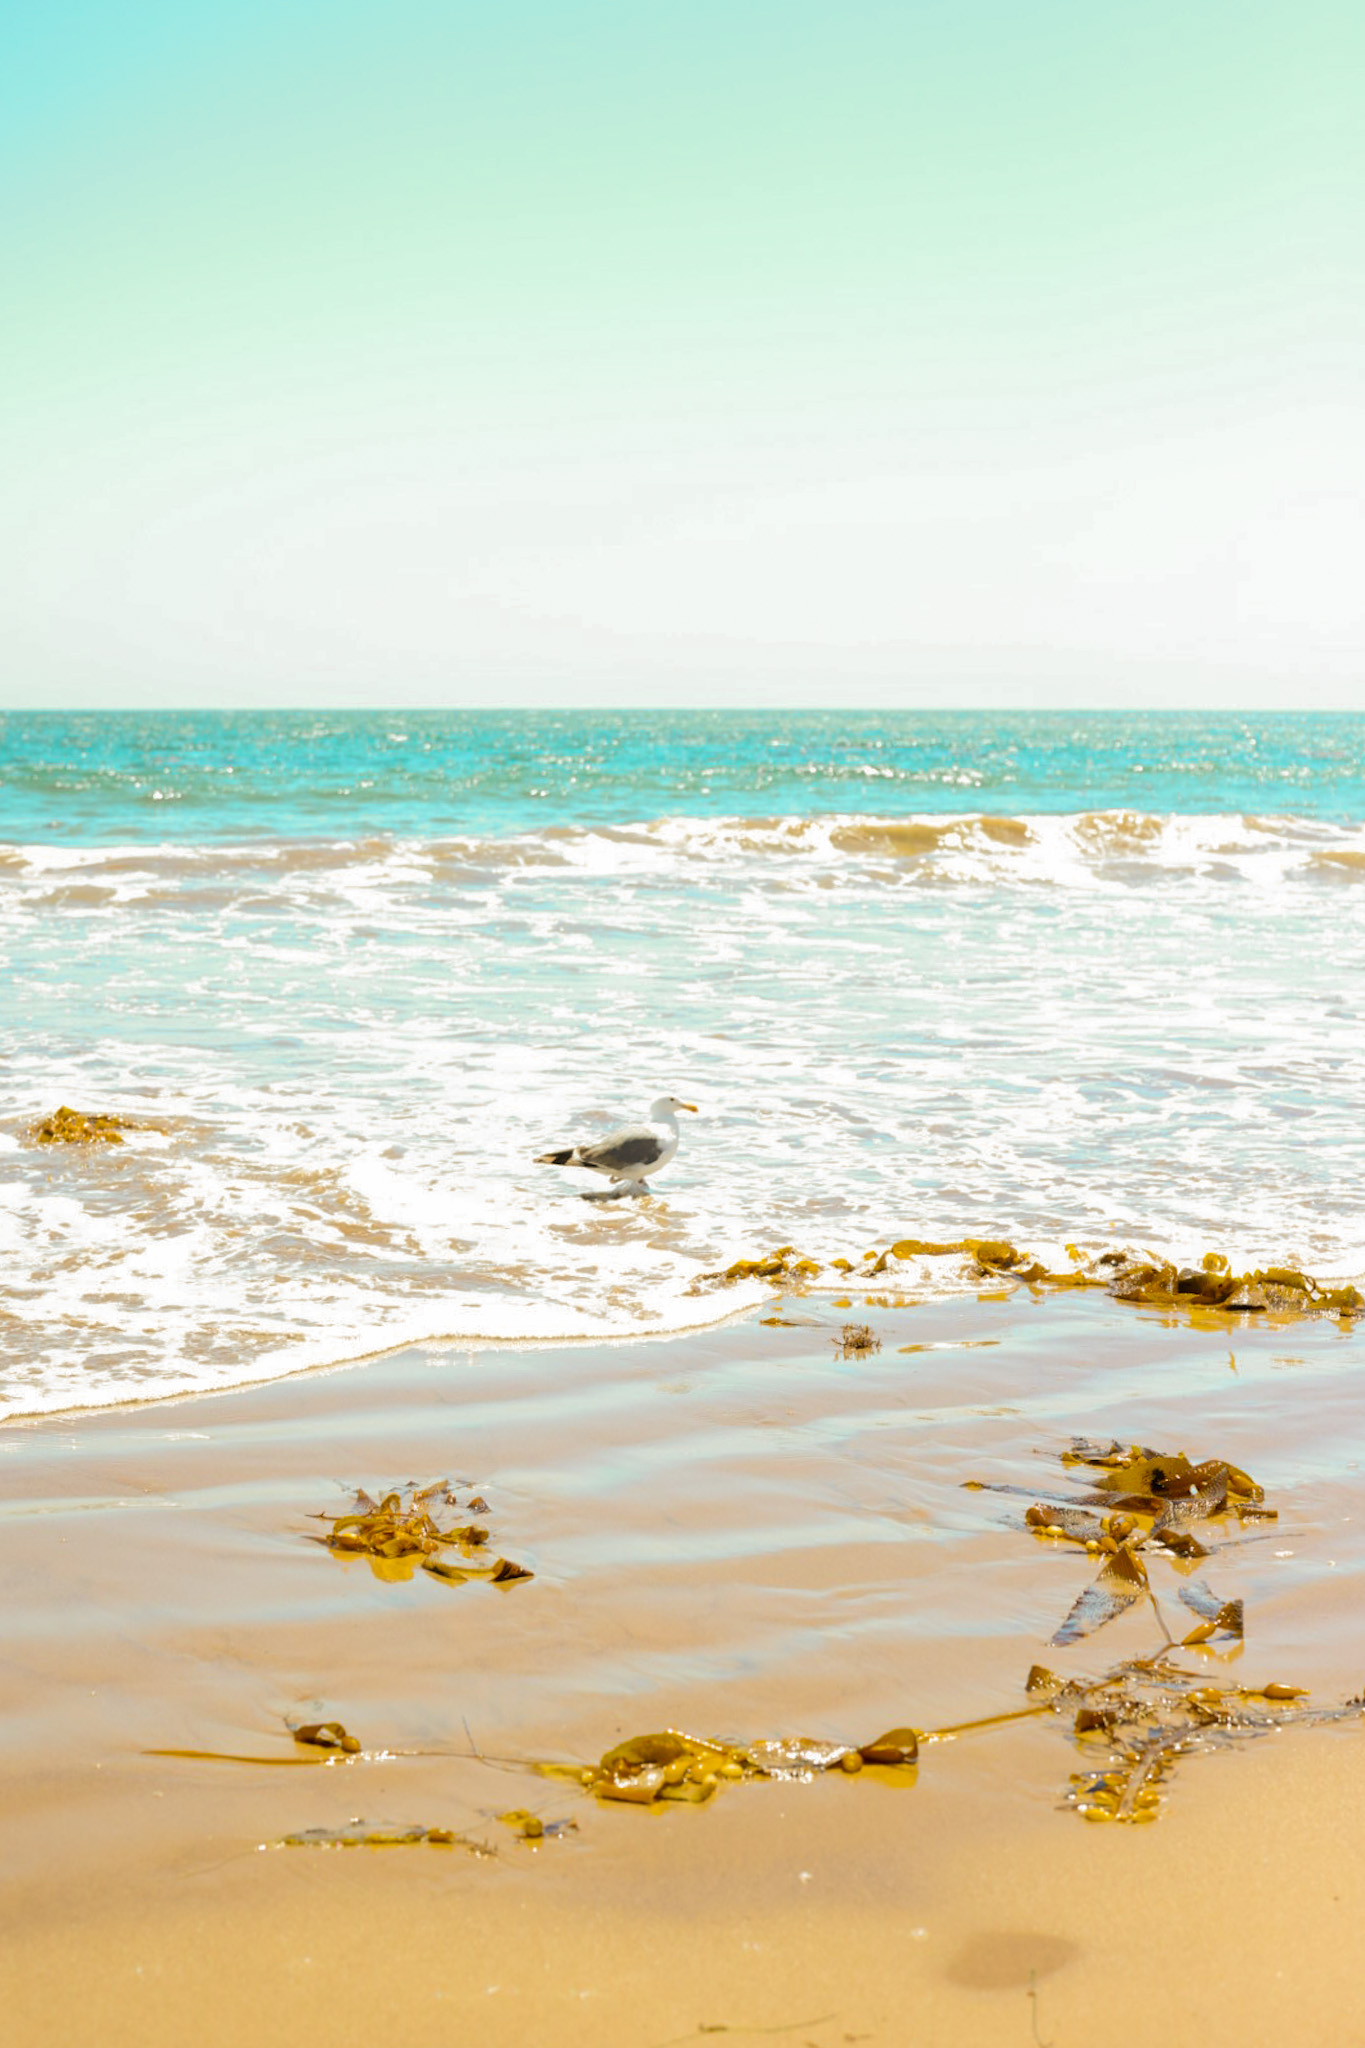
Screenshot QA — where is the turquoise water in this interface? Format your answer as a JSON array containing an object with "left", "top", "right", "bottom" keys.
[
  {"left": 4, "top": 709, "right": 1365, "bottom": 841},
  {"left": 1, "top": 710, "right": 1363, "bottom": 1417}
]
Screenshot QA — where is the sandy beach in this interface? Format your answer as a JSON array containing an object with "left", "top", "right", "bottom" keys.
[
  {"left": 5, "top": 0, "right": 1363, "bottom": 2013},
  {"left": 4, "top": 1287, "right": 1363, "bottom": 2046}
]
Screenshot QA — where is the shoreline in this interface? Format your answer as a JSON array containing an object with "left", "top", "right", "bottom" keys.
[
  {"left": 0, "top": 1292, "right": 774, "bottom": 1427},
  {"left": 5, "top": 1231, "right": 1360, "bottom": 1427},
  {"left": 4, "top": 1289, "right": 1364, "bottom": 2043}
]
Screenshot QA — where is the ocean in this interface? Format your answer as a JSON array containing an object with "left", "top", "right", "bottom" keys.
[{"left": 3, "top": 708, "right": 1363, "bottom": 1417}]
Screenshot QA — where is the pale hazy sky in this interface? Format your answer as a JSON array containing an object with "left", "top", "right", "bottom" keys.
[{"left": 1, "top": 0, "right": 1361, "bottom": 708}]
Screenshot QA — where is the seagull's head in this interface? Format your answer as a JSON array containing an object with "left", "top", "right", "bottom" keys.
[{"left": 651, "top": 1095, "right": 698, "bottom": 1119}]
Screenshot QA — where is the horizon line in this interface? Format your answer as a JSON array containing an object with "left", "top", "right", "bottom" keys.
[{"left": 1, "top": 702, "right": 1362, "bottom": 718}]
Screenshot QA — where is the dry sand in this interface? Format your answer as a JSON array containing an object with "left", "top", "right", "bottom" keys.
[{"left": 3, "top": 1290, "right": 1363, "bottom": 2046}]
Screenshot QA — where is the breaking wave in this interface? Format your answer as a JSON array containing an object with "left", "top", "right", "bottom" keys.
[{"left": 5, "top": 809, "right": 1365, "bottom": 903}]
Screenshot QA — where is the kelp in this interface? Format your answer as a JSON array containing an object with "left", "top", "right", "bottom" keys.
[
  {"left": 1177, "top": 1580, "right": 1244, "bottom": 1645},
  {"left": 148, "top": 1718, "right": 367, "bottom": 1766},
  {"left": 1025, "top": 1655, "right": 1356, "bottom": 1824},
  {"left": 159, "top": 1717, "right": 918, "bottom": 1838},
  {"left": 294, "top": 1720, "right": 362, "bottom": 1753},
  {"left": 1061, "top": 1439, "right": 1272, "bottom": 1530},
  {"left": 834, "top": 1322, "right": 880, "bottom": 1357},
  {"left": 716, "top": 1246, "right": 823, "bottom": 1284},
  {"left": 30, "top": 1105, "right": 139, "bottom": 1145},
  {"left": 1035, "top": 1249, "right": 1361, "bottom": 1317},
  {"left": 538, "top": 1725, "right": 920, "bottom": 1809},
  {"left": 958, "top": 1432, "right": 1364, "bottom": 1820},
  {"left": 149, "top": 1746, "right": 355, "bottom": 1767},
  {"left": 1051, "top": 1544, "right": 1150, "bottom": 1648},
  {"left": 277, "top": 1822, "right": 495, "bottom": 1853},
  {"left": 497, "top": 1808, "right": 577, "bottom": 1841},
  {"left": 690, "top": 1234, "right": 1362, "bottom": 1320},
  {"left": 1103, "top": 1255, "right": 1364, "bottom": 1317},
  {"left": 161, "top": 1660, "right": 1357, "bottom": 1839},
  {"left": 312, "top": 1479, "right": 533, "bottom": 1588},
  {"left": 161, "top": 1713, "right": 917, "bottom": 1818},
  {"left": 699, "top": 1237, "right": 1030, "bottom": 1290},
  {"left": 974, "top": 1440, "right": 1273, "bottom": 1650}
]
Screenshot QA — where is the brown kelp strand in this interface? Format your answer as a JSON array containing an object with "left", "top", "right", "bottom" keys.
[
  {"left": 275, "top": 1823, "right": 496, "bottom": 1853},
  {"left": 147, "top": 1719, "right": 370, "bottom": 1766},
  {"left": 536, "top": 1726, "right": 921, "bottom": 1808},
  {"left": 692, "top": 1238, "right": 1362, "bottom": 1319},
  {"left": 156, "top": 1717, "right": 918, "bottom": 1815},
  {"left": 311, "top": 1479, "right": 534, "bottom": 1588},
  {"left": 155, "top": 1671, "right": 1359, "bottom": 1838}
]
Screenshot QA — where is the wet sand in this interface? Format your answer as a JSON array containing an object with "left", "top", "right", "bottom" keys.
[{"left": 3, "top": 1290, "right": 1364, "bottom": 2046}]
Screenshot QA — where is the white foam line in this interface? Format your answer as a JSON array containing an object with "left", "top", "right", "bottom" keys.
[{"left": 0, "top": 1286, "right": 774, "bottom": 1424}]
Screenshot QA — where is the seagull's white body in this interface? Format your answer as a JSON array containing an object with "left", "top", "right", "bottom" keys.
[{"left": 535, "top": 1095, "right": 697, "bottom": 1198}]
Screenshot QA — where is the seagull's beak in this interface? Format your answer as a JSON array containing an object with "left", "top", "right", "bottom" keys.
[{"left": 679, "top": 1102, "right": 698, "bottom": 1114}]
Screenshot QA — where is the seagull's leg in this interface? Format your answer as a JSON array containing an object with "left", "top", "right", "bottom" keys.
[{"left": 580, "top": 1178, "right": 639, "bottom": 1204}]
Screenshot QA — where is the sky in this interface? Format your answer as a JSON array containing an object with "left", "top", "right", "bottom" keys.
[{"left": 1, "top": 0, "right": 1361, "bottom": 708}]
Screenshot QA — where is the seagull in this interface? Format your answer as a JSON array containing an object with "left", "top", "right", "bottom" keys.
[{"left": 536, "top": 1096, "right": 698, "bottom": 1199}]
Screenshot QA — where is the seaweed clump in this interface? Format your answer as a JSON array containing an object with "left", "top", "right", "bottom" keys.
[
  {"left": 718, "top": 1245, "right": 823, "bottom": 1284},
  {"left": 970, "top": 1437, "right": 1271, "bottom": 1648},
  {"left": 956, "top": 1432, "right": 1365, "bottom": 1821},
  {"left": 692, "top": 1235, "right": 1363, "bottom": 1319},
  {"left": 31, "top": 1106, "right": 137, "bottom": 1145},
  {"left": 1026, "top": 1655, "right": 1340, "bottom": 1824},
  {"left": 540, "top": 1725, "right": 920, "bottom": 1808},
  {"left": 1099, "top": 1251, "right": 1363, "bottom": 1317},
  {"left": 312, "top": 1480, "right": 533, "bottom": 1588}
]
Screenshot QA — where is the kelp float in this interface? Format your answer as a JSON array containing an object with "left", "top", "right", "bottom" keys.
[
  {"left": 695, "top": 1238, "right": 1363, "bottom": 1320},
  {"left": 293, "top": 1720, "right": 362, "bottom": 1754},
  {"left": 311, "top": 1479, "right": 533, "bottom": 1588}
]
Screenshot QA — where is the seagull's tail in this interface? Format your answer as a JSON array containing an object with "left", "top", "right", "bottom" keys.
[{"left": 536, "top": 1147, "right": 577, "bottom": 1166}]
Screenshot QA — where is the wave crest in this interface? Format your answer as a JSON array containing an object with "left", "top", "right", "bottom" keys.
[{"left": 5, "top": 809, "right": 1365, "bottom": 897}]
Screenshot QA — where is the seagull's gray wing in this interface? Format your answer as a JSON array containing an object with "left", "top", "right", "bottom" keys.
[{"left": 577, "top": 1123, "right": 664, "bottom": 1172}]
